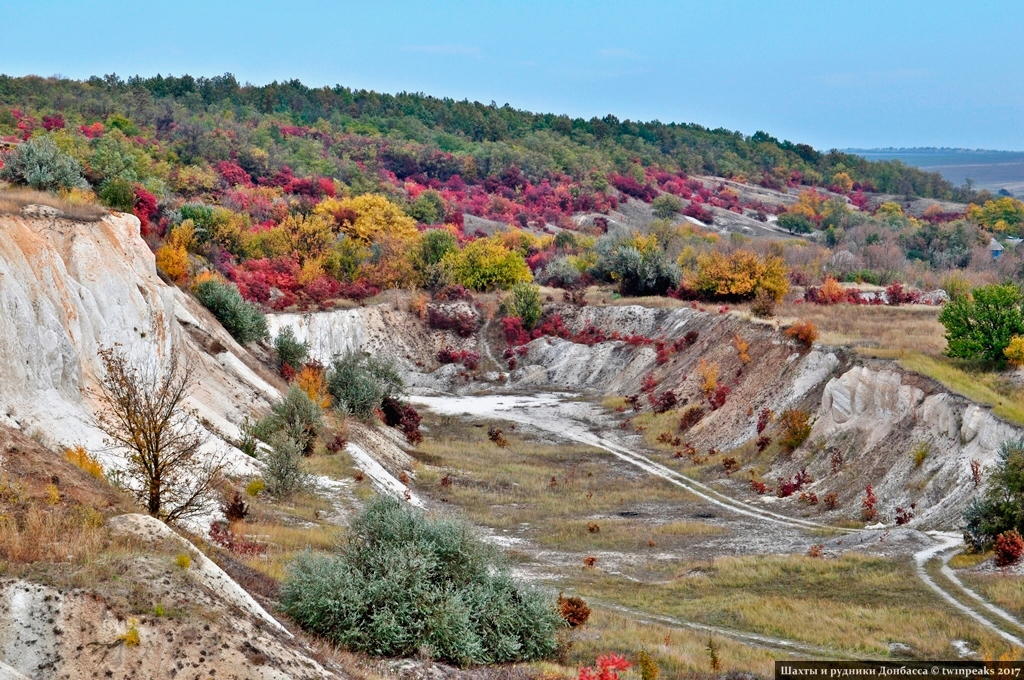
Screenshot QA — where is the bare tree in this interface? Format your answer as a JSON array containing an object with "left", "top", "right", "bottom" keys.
[{"left": 96, "top": 346, "right": 223, "bottom": 523}]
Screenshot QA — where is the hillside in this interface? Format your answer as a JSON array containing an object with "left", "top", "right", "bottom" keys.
[{"left": 2, "top": 204, "right": 1024, "bottom": 676}]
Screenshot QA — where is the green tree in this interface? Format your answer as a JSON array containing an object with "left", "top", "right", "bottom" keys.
[
  {"left": 963, "top": 439, "right": 1024, "bottom": 550},
  {"left": 99, "top": 178, "right": 136, "bottom": 211},
  {"left": 500, "top": 282, "right": 543, "bottom": 329},
  {"left": 408, "top": 189, "right": 446, "bottom": 224},
  {"left": 651, "top": 194, "right": 682, "bottom": 219},
  {"left": 777, "top": 212, "right": 815, "bottom": 234},
  {"left": 938, "top": 283, "right": 1024, "bottom": 364}
]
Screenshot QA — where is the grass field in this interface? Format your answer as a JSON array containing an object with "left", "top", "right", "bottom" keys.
[{"left": 571, "top": 554, "right": 1013, "bottom": 658}]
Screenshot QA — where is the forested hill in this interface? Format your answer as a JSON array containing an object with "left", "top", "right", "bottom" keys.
[{"left": 0, "top": 73, "right": 970, "bottom": 201}]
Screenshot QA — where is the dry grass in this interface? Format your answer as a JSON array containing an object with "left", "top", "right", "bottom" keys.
[
  {"left": 958, "top": 573, "right": 1024, "bottom": 619},
  {"left": 565, "top": 607, "right": 782, "bottom": 677},
  {"left": 0, "top": 504, "right": 107, "bottom": 564},
  {"left": 540, "top": 518, "right": 724, "bottom": 551},
  {"left": 775, "top": 302, "right": 946, "bottom": 355},
  {"left": 571, "top": 553, "right": 1013, "bottom": 658},
  {"left": 949, "top": 551, "right": 992, "bottom": 569},
  {"left": 0, "top": 186, "right": 107, "bottom": 222},
  {"left": 414, "top": 413, "right": 698, "bottom": 536}
]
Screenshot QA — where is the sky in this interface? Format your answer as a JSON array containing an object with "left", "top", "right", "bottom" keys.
[{"left": 3, "top": 1, "right": 1023, "bottom": 151}]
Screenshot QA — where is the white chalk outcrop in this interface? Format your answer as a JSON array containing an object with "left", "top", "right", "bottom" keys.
[
  {"left": 814, "top": 364, "right": 1023, "bottom": 527},
  {"left": 0, "top": 209, "right": 279, "bottom": 476}
]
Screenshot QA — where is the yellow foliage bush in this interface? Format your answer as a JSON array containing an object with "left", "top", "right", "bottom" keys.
[
  {"left": 968, "top": 197, "right": 1024, "bottom": 235},
  {"left": 175, "top": 553, "right": 192, "bottom": 570},
  {"left": 682, "top": 249, "right": 788, "bottom": 301},
  {"left": 786, "top": 319, "right": 819, "bottom": 346},
  {"left": 734, "top": 334, "right": 750, "bottom": 364},
  {"left": 155, "top": 243, "right": 189, "bottom": 284},
  {"left": 441, "top": 238, "right": 532, "bottom": 291},
  {"left": 245, "top": 479, "right": 266, "bottom": 497},
  {"left": 832, "top": 172, "right": 854, "bottom": 191},
  {"left": 296, "top": 364, "right": 331, "bottom": 409},
  {"left": 64, "top": 445, "right": 104, "bottom": 479},
  {"left": 1005, "top": 336, "right": 1024, "bottom": 368},
  {"left": 170, "top": 164, "right": 218, "bottom": 195},
  {"left": 698, "top": 359, "right": 719, "bottom": 396},
  {"left": 319, "top": 194, "right": 418, "bottom": 244}
]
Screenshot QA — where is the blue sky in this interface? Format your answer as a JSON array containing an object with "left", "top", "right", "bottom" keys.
[{"left": 3, "top": 1, "right": 1022, "bottom": 150}]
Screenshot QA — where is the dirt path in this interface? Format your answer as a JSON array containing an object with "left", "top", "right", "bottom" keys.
[
  {"left": 584, "top": 599, "right": 870, "bottom": 660},
  {"left": 411, "top": 394, "right": 850, "bottom": 533},
  {"left": 914, "top": 532, "right": 1024, "bottom": 648}
]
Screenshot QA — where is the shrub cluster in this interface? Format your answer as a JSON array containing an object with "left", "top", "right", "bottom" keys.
[
  {"left": 192, "top": 277, "right": 269, "bottom": 344},
  {"left": 281, "top": 497, "right": 561, "bottom": 666},
  {"left": 327, "top": 350, "right": 403, "bottom": 420}
]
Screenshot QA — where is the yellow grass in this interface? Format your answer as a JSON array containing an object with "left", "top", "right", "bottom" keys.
[
  {"left": 949, "top": 551, "right": 991, "bottom": 569},
  {"left": 775, "top": 301, "right": 946, "bottom": 355},
  {"left": 0, "top": 186, "right": 107, "bottom": 222},
  {"left": 572, "top": 553, "right": 1013, "bottom": 658},
  {"left": 958, "top": 573, "right": 1024, "bottom": 619}
]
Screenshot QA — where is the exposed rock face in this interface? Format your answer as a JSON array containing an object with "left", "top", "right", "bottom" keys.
[
  {"left": 811, "top": 364, "right": 1024, "bottom": 527},
  {"left": 0, "top": 211, "right": 277, "bottom": 475}
]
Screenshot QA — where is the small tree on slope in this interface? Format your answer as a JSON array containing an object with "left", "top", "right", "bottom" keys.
[{"left": 96, "top": 346, "right": 224, "bottom": 522}]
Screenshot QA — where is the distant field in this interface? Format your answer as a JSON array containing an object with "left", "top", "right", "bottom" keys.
[{"left": 846, "top": 148, "right": 1024, "bottom": 194}]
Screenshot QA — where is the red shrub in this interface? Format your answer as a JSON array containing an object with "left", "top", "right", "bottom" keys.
[
  {"left": 756, "top": 408, "right": 773, "bottom": 434},
  {"left": 678, "top": 406, "right": 705, "bottom": 432},
  {"left": 750, "top": 479, "right": 768, "bottom": 494},
  {"left": 649, "top": 390, "right": 678, "bottom": 414},
  {"left": 777, "top": 468, "right": 812, "bottom": 497},
  {"left": 572, "top": 324, "right": 607, "bottom": 346},
  {"left": 427, "top": 307, "right": 479, "bottom": 337},
  {"left": 433, "top": 284, "right": 473, "bottom": 301},
  {"left": 534, "top": 313, "right": 570, "bottom": 339},
  {"left": 861, "top": 485, "right": 878, "bottom": 522},
  {"left": 756, "top": 435, "right": 772, "bottom": 452},
  {"left": 895, "top": 504, "right": 916, "bottom": 526},
  {"left": 437, "top": 347, "right": 481, "bottom": 370},
  {"left": 823, "top": 492, "right": 839, "bottom": 510},
  {"left": 501, "top": 316, "right": 531, "bottom": 346},
  {"left": 216, "top": 161, "right": 254, "bottom": 187},
  {"left": 640, "top": 373, "right": 658, "bottom": 393},
  {"left": 381, "top": 396, "right": 423, "bottom": 444},
  {"left": 41, "top": 114, "right": 65, "bottom": 131},
  {"left": 995, "top": 529, "right": 1024, "bottom": 567},
  {"left": 578, "top": 654, "right": 630, "bottom": 680},
  {"left": 708, "top": 384, "right": 731, "bottom": 410},
  {"left": 682, "top": 201, "right": 714, "bottom": 224},
  {"left": 209, "top": 521, "right": 266, "bottom": 556}
]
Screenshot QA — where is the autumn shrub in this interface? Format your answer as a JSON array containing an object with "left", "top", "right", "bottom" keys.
[
  {"left": 756, "top": 435, "right": 772, "bottom": 452},
  {"left": 1005, "top": 336, "right": 1024, "bottom": 368},
  {"left": 861, "top": 485, "right": 879, "bottom": 522},
  {"left": 381, "top": 396, "right": 423, "bottom": 444},
  {"left": 681, "top": 249, "right": 788, "bottom": 302},
  {"left": 192, "top": 277, "right": 269, "bottom": 344},
  {"left": 895, "top": 505, "right": 915, "bottom": 526},
  {"left": 327, "top": 350, "right": 403, "bottom": 420},
  {"left": 442, "top": 238, "right": 532, "bottom": 291},
  {"left": 698, "top": 359, "right": 718, "bottom": 396},
  {"left": 823, "top": 492, "right": 838, "bottom": 510},
  {"left": 777, "top": 469, "right": 812, "bottom": 497},
  {"left": 427, "top": 307, "right": 479, "bottom": 337},
  {"left": 437, "top": 347, "right": 481, "bottom": 370},
  {"left": 708, "top": 384, "right": 731, "bottom": 410},
  {"left": 281, "top": 496, "right": 560, "bottom": 666},
  {"left": 995, "top": 529, "right": 1024, "bottom": 567},
  {"left": 751, "top": 288, "right": 777, "bottom": 318},
  {"left": 63, "top": 445, "right": 104, "bottom": 479},
  {"left": 487, "top": 426, "right": 509, "bottom": 448},
  {"left": 222, "top": 491, "right": 250, "bottom": 522},
  {"left": 274, "top": 326, "right": 309, "bottom": 375},
  {"left": 778, "top": 409, "right": 812, "bottom": 451},
  {"left": 558, "top": 594, "right": 591, "bottom": 627},
  {"left": 500, "top": 282, "right": 543, "bottom": 329},
  {"left": 296, "top": 362, "right": 331, "bottom": 409},
  {"left": 578, "top": 653, "right": 631, "bottom": 680},
  {"left": 501, "top": 315, "right": 532, "bottom": 342},
  {"left": 209, "top": 521, "right": 266, "bottom": 556},
  {"left": 756, "top": 408, "right": 773, "bottom": 434},
  {"left": 786, "top": 319, "right": 819, "bottom": 347}
]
